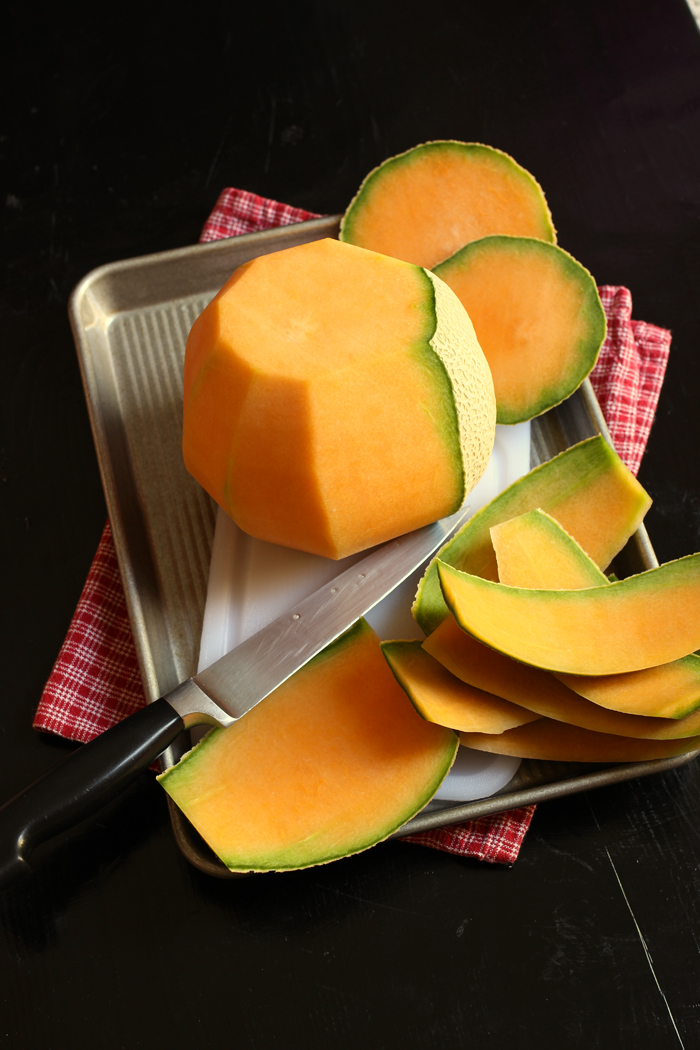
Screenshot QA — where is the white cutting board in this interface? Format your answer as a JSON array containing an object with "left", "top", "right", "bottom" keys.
[{"left": 197, "top": 422, "right": 531, "bottom": 802}]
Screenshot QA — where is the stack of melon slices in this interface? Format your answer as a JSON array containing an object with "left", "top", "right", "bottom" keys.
[{"left": 384, "top": 436, "right": 700, "bottom": 763}]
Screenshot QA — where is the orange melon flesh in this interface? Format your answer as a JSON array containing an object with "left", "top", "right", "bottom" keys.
[
  {"left": 491, "top": 509, "right": 609, "bottom": 588},
  {"left": 413, "top": 435, "right": 652, "bottom": 635},
  {"left": 340, "top": 141, "right": 556, "bottom": 269},
  {"left": 493, "top": 509, "right": 700, "bottom": 719},
  {"left": 461, "top": 720, "right": 700, "bottom": 763},
  {"left": 434, "top": 237, "right": 606, "bottom": 424},
  {"left": 157, "top": 620, "right": 458, "bottom": 872},
  {"left": 423, "top": 616, "right": 700, "bottom": 739},
  {"left": 183, "top": 237, "right": 495, "bottom": 560},
  {"left": 438, "top": 556, "right": 700, "bottom": 675},
  {"left": 381, "top": 640, "right": 539, "bottom": 734},
  {"left": 556, "top": 660, "right": 700, "bottom": 720}
]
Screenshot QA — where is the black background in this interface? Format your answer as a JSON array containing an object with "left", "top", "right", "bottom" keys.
[{"left": 3, "top": 1, "right": 700, "bottom": 1046}]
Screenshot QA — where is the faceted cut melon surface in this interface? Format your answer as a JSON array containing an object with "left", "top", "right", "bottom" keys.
[
  {"left": 183, "top": 237, "right": 495, "bottom": 559},
  {"left": 340, "top": 141, "right": 555, "bottom": 269},
  {"left": 158, "top": 620, "right": 458, "bottom": 872}
]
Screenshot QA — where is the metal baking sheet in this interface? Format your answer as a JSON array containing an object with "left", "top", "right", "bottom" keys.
[{"left": 69, "top": 215, "right": 698, "bottom": 878}]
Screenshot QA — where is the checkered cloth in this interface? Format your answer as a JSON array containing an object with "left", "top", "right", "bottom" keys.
[{"left": 34, "top": 188, "right": 671, "bottom": 865}]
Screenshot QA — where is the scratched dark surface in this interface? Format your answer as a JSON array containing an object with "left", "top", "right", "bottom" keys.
[{"left": 3, "top": 0, "right": 700, "bottom": 1046}]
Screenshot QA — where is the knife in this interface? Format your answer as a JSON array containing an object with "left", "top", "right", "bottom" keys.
[{"left": 0, "top": 507, "right": 469, "bottom": 888}]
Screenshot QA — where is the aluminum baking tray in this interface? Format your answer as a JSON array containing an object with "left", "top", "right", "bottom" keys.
[{"left": 69, "top": 215, "right": 698, "bottom": 878}]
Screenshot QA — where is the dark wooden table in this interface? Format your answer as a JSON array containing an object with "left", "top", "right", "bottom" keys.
[{"left": 3, "top": 2, "right": 700, "bottom": 1046}]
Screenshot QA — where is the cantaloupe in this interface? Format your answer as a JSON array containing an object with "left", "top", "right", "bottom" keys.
[
  {"left": 423, "top": 616, "right": 700, "bottom": 739},
  {"left": 493, "top": 509, "right": 700, "bottom": 719},
  {"left": 491, "top": 508, "right": 609, "bottom": 589},
  {"left": 413, "top": 435, "right": 651, "bottom": 635},
  {"left": 183, "top": 237, "right": 496, "bottom": 560},
  {"left": 461, "top": 720, "right": 700, "bottom": 763},
  {"left": 438, "top": 555, "right": 700, "bottom": 675},
  {"left": 340, "top": 141, "right": 556, "bottom": 269},
  {"left": 433, "top": 236, "right": 606, "bottom": 424},
  {"left": 158, "top": 620, "right": 458, "bottom": 872},
  {"left": 381, "top": 640, "right": 539, "bottom": 733}
]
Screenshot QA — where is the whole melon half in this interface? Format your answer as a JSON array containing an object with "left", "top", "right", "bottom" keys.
[
  {"left": 183, "top": 237, "right": 496, "bottom": 559},
  {"left": 340, "top": 141, "right": 556, "bottom": 269}
]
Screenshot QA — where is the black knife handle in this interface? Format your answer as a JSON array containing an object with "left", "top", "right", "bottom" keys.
[{"left": 0, "top": 698, "right": 184, "bottom": 889}]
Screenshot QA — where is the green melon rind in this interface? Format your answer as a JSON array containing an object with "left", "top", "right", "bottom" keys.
[
  {"left": 339, "top": 141, "right": 557, "bottom": 256},
  {"left": 432, "top": 236, "right": 607, "bottom": 425},
  {"left": 157, "top": 619, "right": 459, "bottom": 873},
  {"left": 437, "top": 555, "right": 700, "bottom": 676},
  {"left": 412, "top": 435, "right": 651, "bottom": 636},
  {"left": 492, "top": 508, "right": 609, "bottom": 587}
]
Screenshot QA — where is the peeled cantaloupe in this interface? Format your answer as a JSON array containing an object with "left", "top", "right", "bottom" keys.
[
  {"left": 461, "top": 720, "right": 700, "bottom": 763},
  {"left": 158, "top": 620, "right": 458, "bottom": 873},
  {"left": 340, "top": 141, "right": 555, "bottom": 269},
  {"left": 381, "top": 640, "right": 539, "bottom": 734},
  {"left": 183, "top": 237, "right": 496, "bottom": 560},
  {"left": 433, "top": 236, "right": 606, "bottom": 424},
  {"left": 412, "top": 435, "right": 651, "bottom": 635},
  {"left": 438, "top": 555, "right": 700, "bottom": 676}
]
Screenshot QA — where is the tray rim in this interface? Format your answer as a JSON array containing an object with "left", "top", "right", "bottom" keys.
[{"left": 69, "top": 217, "right": 699, "bottom": 877}]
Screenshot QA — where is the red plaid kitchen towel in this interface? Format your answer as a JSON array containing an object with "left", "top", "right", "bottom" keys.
[{"left": 34, "top": 188, "right": 670, "bottom": 865}]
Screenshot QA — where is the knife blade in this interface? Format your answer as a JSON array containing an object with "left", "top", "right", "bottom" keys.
[{"left": 0, "top": 506, "right": 469, "bottom": 887}]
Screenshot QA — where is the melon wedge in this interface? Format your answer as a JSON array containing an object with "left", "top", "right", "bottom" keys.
[
  {"left": 381, "top": 640, "right": 539, "bottom": 734},
  {"left": 157, "top": 620, "right": 458, "bottom": 872},
  {"left": 492, "top": 509, "right": 609, "bottom": 589},
  {"left": 492, "top": 509, "right": 700, "bottom": 719},
  {"left": 183, "top": 237, "right": 496, "bottom": 560},
  {"left": 556, "top": 660, "right": 700, "bottom": 720},
  {"left": 423, "top": 616, "right": 700, "bottom": 739},
  {"left": 340, "top": 141, "right": 556, "bottom": 269},
  {"left": 434, "top": 236, "right": 606, "bottom": 424},
  {"left": 461, "top": 720, "right": 700, "bottom": 763},
  {"left": 438, "top": 556, "right": 700, "bottom": 675},
  {"left": 413, "top": 435, "right": 651, "bottom": 635}
]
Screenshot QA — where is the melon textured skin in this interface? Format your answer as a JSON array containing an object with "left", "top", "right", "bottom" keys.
[
  {"left": 183, "top": 237, "right": 496, "bottom": 560},
  {"left": 461, "top": 720, "right": 700, "bottom": 763},
  {"left": 424, "top": 610, "right": 700, "bottom": 739},
  {"left": 340, "top": 141, "right": 556, "bottom": 269},
  {"left": 438, "top": 555, "right": 700, "bottom": 676},
  {"left": 157, "top": 620, "right": 458, "bottom": 873},
  {"left": 413, "top": 435, "right": 651, "bottom": 635},
  {"left": 433, "top": 236, "right": 606, "bottom": 424},
  {"left": 381, "top": 640, "right": 538, "bottom": 734}
]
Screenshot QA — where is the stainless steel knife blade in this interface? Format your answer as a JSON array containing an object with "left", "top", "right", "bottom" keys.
[{"left": 165, "top": 507, "right": 470, "bottom": 727}]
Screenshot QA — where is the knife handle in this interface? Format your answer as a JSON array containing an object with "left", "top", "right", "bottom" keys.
[{"left": 0, "top": 698, "right": 184, "bottom": 889}]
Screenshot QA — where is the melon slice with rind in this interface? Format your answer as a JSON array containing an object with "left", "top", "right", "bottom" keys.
[
  {"left": 424, "top": 615, "right": 700, "bottom": 738},
  {"left": 340, "top": 141, "right": 556, "bottom": 270},
  {"left": 381, "top": 640, "right": 539, "bottom": 734},
  {"left": 157, "top": 620, "right": 458, "bottom": 873},
  {"left": 183, "top": 237, "right": 495, "bottom": 560},
  {"left": 492, "top": 509, "right": 700, "bottom": 719},
  {"left": 438, "top": 555, "right": 700, "bottom": 676},
  {"left": 461, "top": 719, "right": 700, "bottom": 763},
  {"left": 413, "top": 435, "right": 651, "bottom": 635},
  {"left": 491, "top": 508, "right": 609, "bottom": 589},
  {"left": 434, "top": 236, "right": 606, "bottom": 424}
]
